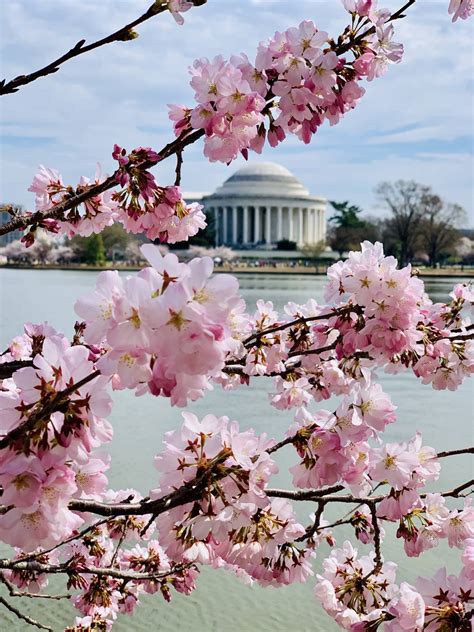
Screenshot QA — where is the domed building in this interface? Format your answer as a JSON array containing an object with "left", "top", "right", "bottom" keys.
[{"left": 187, "top": 162, "right": 326, "bottom": 248}]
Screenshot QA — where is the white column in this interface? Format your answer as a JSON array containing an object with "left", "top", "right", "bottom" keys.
[
  {"left": 318, "top": 208, "right": 323, "bottom": 241},
  {"left": 310, "top": 208, "right": 315, "bottom": 243},
  {"left": 243, "top": 207, "right": 249, "bottom": 244},
  {"left": 255, "top": 208, "right": 261, "bottom": 243},
  {"left": 213, "top": 208, "right": 219, "bottom": 246},
  {"left": 277, "top": 207, "right": 283, "bottom": 242},
  {"left": 289, "top": 208, "right": 294, "bottom": 242},
  {"left": 223, "top": 207, "right": 228, "bottom": 245},
  {"left": 265, "top": 207, "right": 272, "bottom": 245},
  {"left": 232, "top": 207, "right": 238, "bottom": 244},
  {"left": 298, "top": 207, "right": 303, "bottom": 245}
]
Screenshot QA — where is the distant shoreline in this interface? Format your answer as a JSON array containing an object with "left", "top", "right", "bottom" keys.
[{"left": 1, "top": 263, "right": 473, "bottom": 278}]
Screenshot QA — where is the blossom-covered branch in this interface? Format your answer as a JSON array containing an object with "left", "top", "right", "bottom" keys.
[{"left": 0, "top": 0, "right": 412, "bottom": 244}]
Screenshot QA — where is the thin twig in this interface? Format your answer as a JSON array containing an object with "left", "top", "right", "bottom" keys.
[
  {"left": 296, "top": 500, "right": 326, "bottom": 542},
  {"left": 174, "top": 149, "right": 184, "bottom": 186},
  {"left": 367, "top": 501, "right": 382, "bottom": 571},
  {"left": 0, "top": 2, "right": 173, "bottom": 96},
  {"left": 0, "top": 560, "right": 189, "bottom": 583},
  {"left": 109, "top": 519, "right": 128, "bottom": 567},
  {"left": 335, "top": 0, "right": 416, "bottom": 55},
  {"left": 0, "top": 370, "right": 101, "bottom": 450},
  {"left": 437, "top": 447, "right": 474, "bottom": 458},
  {"left": 15, "top": 518, "right": 111, "bottom": 562},
  {"left": 0, "top": 595, "right": 52, "bottom": 631},
  {"left": 0, "top": 573, "right": 69, "bottom": 600},
  {"left": 241, "top": 306, "right": 358, "bottom": 348}
]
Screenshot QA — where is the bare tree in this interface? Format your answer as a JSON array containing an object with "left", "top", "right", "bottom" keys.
[
  {"left": 418, "top": 195, "right": 465, "bottom": 267},
  {"left": 376, "top": 180, "right": 431, "bottom": 266}
]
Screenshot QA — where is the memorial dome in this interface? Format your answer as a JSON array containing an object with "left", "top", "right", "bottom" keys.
[
  {"left": 197, "top": 162, "right": 326, "bottom": 247},
  {"left": 211, "top": 162, "right": 310, "bottom": 200}
]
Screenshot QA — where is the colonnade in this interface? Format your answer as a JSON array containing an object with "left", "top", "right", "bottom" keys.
[{"left": 208, "top": 204, "right": 326, "bottom": 246}]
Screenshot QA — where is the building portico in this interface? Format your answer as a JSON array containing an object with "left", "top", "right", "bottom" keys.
[{"left": 194, "top": 163, "right": 326, "bottom": 248}]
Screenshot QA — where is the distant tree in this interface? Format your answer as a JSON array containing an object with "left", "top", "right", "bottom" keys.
[
  {"left": 417, "top": 195, "right": 465, "bottom": 267},
  {"left": 101, "top": 224, "right": 131, "bottom": 260},
  {"left": 88, "top": 233, "right": 106, "bottom": 265},
  {"left": 375, "top": 180, "right": 431, "bottom": 266},
  {"left": 81, "top": 234, "right": 106, "bottom": 265},
  {"left": 456, "top": 236, "right": 474, "bottom": 264},
  {"left": 190, "top": 210, "right": 216, "bottom": 247},
  {"left": 328, "top": 201, "right": 377, "bottom": 257},
  {"left": 70, "top": 233, "right": 106, "bottom": 264},
  {"left": 301, "top": 240, "right": 326, "bottom": 259},
  {"left": 276, "top": 239, "right": 297, "bottom": 251},
  {"left": 125, "top": 240, "right": 147, "bottom": 265},
  {"left": 329, "top": 201, "right": 365, "bottom": 228}
]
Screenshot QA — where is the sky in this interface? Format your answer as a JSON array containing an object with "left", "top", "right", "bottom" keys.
[{"left": 1, "top": 0, "right": 473, "bottom": 225}]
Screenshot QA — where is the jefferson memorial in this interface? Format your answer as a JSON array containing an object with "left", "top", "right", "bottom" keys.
[{"left": 187, "top": 162, "right": 326, "bottom": 247}]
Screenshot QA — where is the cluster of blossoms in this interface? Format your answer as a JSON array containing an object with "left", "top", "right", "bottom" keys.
[
  {"left": 169, "top": 1, "right": 403, "bottom": 162},
  {"left": 315, "top": 540, "right": 473, "bottom": 630},
  {"left": 27, "top": 164, "right": 117, "bottom": 240},
  {"left": 75, "top": 244, "right": 242, "bottom": 406},
  {"left": 394, "top": 493, "right": 474, "bottom": 558},
  {"left": 448, "top": 0, "right": 474, "bottom": 21},
  {"left": 152, "top": 412, "right": 313, "bottom": 587},
  {"left": 111, "top": 144, "right": 206, "bottom": 242},
  {"left": 25, "top": 147, "right": 206, "bottom": 245},
  {"left": 222, "top": 242, "right": 474, "bottom": 413},
  {"left": 167, "top": 0, "right": 194, "bottom": 25},
  {"left": 0, "top": 325, "right": 112, "bottom": 549},
  {"left": 4, "top": 488, "right": 199, "bottom": 630}
]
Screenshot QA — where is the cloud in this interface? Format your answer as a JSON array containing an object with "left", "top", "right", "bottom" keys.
[
  {"left": 1, "top": 134, "right": 56, "bottom": 147},
  {"left": 0, "top": 0, "right": 473, "bottom": 223}
]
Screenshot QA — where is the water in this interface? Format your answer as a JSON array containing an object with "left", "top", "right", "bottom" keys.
[{"left": 0, "top": 269, "right": 473, "bottom": 631}]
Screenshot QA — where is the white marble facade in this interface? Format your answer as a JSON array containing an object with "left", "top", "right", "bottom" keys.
[{"left": 187, "top": 163, "right": 326, "bottom": 247}]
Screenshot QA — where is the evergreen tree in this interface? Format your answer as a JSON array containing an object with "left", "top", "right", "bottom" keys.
[{"left": 84, "top": 233, "right": 106, "bottom": 265}]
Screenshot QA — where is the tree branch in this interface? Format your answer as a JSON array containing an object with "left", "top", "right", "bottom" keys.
[
  {"left": 0, "top": 2, "right": 174, "bottom": 96},
  {"left": 0, "top": 129, "right": 204, "bottom": 237},
  {"left": 334, "top": 0, "right": 416, "bottom": 55},
  {"left": 0, "top": 360, "right": 33, "bottom": 379},
  {"left": 0, "top": 560, "right": 190, "bottom": 583},
  {"left": 0, "top": 573, "right": 69, "bottom": 601},
  {"left": 241, "top": 305, "right": 358, "bottom": 348},
  {"left": 437, "top": 447, "right": 474, "bottom": 458},
  {"left": 0, "top": 370, "right": 101, "bottom": 450},
  {"left": 0, "top": 595, "right": 52, "bottom": 631}
]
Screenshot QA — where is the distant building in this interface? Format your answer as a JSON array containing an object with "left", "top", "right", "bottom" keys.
[
  {"left": 0, "top": 208, "right": 23, "bottom": 246},
  {"left": 184, "top": 162, "right": 326, "bottom": 247}
]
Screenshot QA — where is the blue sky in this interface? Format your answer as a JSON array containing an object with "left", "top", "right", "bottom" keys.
[{"left": 1, "top": 0, "right": 473, "bottom": 224}]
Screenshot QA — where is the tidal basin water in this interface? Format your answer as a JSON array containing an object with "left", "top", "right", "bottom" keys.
[{"left": 0, "top": 268, "right": 473, "bottom": 631}]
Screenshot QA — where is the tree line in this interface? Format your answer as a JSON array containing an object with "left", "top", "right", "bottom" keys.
[{"left": 329, "top": 180, "right": 468, "bottom": 267}]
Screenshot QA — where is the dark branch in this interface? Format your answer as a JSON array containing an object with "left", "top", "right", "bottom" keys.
[
  {"left": 0, "top": 560, "right": 190, "bottom": 583},
  {"left": 0, "top": 360, "right": 33, "bottom": 380},
  {"left": 0, "top": 573, "right": 69, "bottom": 601},
  {"left": 0, "top": 595, "right": 52, "bottom": 631},
  {"left": 0, "top": 129, "right": 204, "bottom": 237},
  {"left": 0, "top": 370, "right": 101, "bottom": 450},
  {"left": 0, "top": 2, "right": 172, "bottom": 96},
  {"left": 335, "top": 0, "right": 416, "bottom": 55}
]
